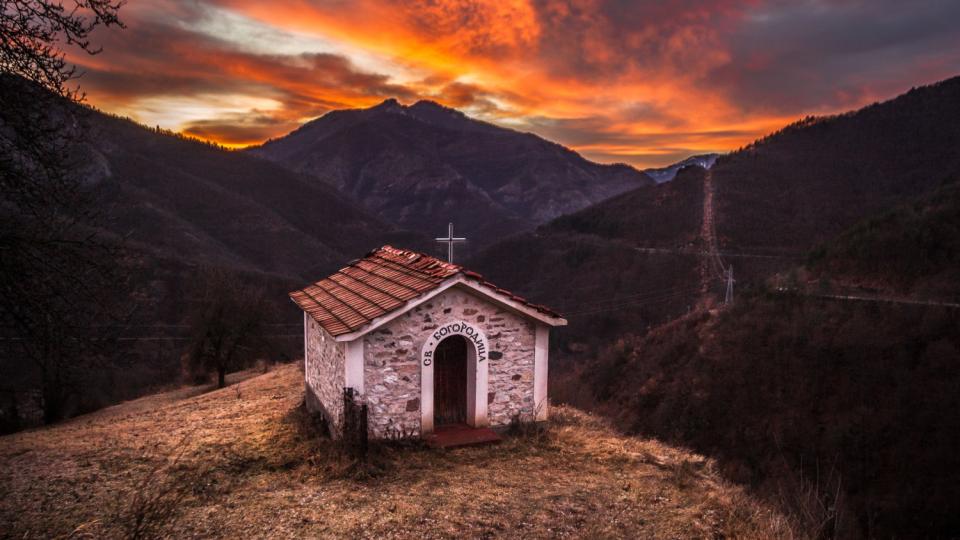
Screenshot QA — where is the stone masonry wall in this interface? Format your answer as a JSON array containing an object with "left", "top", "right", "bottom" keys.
[
  {"left": 363, "top": 287, "right": 536, "bottom": 438},
  {"left": 304, "top": 316, "right": 345, "bottom": 436}
]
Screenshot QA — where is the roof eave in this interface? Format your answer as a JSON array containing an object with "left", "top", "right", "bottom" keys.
[{"left": 329, "top": 275, "right": 566, "bottom": 342}]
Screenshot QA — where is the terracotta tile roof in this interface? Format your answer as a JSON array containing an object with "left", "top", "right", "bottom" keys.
[{"left": 290, "top": 245, "right": 562, "bottom": 337}]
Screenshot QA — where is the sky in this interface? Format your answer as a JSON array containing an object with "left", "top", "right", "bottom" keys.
[{"left": 70, "top": 0, "right": 960, "bottom": 168}]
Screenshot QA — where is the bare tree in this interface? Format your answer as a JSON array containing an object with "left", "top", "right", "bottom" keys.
[
  {"left": 0, "top": 1, "right": 126, "bottom": 422},
  {"left": 184, "top": 269, "right": 273, "bottom": 389},
  {"left": 1, "top": 0, "right": 125, "bottom": 98}
]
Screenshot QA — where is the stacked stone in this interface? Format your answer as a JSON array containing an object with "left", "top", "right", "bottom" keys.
[
  {"left": 304, "top": 316, "right": 346, "bottom": 435},
  {"left": 362, "top": 288, "right": 536, "bottom": 438},
  {"left": 484, "top": 311, "right": 536, "bottom": 424}
]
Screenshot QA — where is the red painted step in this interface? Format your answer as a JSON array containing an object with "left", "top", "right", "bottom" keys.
[{"left": 425, "top": 424, "right": 503, "bottom": 449}]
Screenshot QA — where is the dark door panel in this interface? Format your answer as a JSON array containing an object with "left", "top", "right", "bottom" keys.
[{"left": 434, "top": 335, "right": 467, "bottom": 425}]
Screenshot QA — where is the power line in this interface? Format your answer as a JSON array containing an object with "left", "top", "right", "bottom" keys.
[
  {"left": 550, "top": 283, "right": 707, "bottom": 311},
  {"left": 565, "top": 292, "right": 697, "bottom": 317},
  {"left": 564, "top": 287, "right": 703, "bottom": 317},
  {"left": 550, "top": 284, "right": 708, "bottom": 313}
]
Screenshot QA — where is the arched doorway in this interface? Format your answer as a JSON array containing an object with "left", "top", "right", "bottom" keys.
[
  {"left": 433, "top": 335, "right": 468, "bottom": 426},
  {"left": 420, "top": 320, "right": 489, "bottom": 434}
]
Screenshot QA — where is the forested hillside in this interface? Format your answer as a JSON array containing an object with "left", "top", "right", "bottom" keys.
[
  {"left": 0, "top": 79, "right": 426, "bottom": 425},
  {"left": 547, "top": 170, "right": 960, "bottom": 538},
  {"left": 471, "top": 166, "right": 706, "bottom": 351},
  {"left": 558, "top": 292, "right": 960, "bottom": 539},
  {"left": 806, "top": 178, "right": 960, "bottom": 299},
  {"left": 471, "top": 76, "right": 960, "bottom": 538},
  {"left": 84, "top": 110, "right": 421, "bottom": 279},
  {"left": 715, "top": 76, "right": 960, "bottom": 254}
]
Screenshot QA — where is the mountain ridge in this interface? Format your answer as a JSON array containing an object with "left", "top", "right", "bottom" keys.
[
  {"left": 74, "top": 106, "right": 425, "bottom": 280},
  {"left": 644, "top": 153, "right": 719, "bottom": 183},
  {"left": 249, "top": 98, "right": 653, "bottom": 249}
]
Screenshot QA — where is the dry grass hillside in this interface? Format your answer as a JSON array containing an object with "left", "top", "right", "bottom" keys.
[{"left": 0, "top": 363, "right": 797, "bottom": 539}]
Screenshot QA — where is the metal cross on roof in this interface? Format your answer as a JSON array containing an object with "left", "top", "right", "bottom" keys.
[{"left": 435, "top": 222, "right": 466, "bottom": 263}]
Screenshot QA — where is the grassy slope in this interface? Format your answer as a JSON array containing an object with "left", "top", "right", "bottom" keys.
[{"left": 0, "top": 364, "right": 796, "bottom": 539}]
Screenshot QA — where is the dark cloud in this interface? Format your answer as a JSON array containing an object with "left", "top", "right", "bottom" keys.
[
  {"left": 528, "top": 0, "right": 753, "bottom": 81},
  {"left": 182, "top": 112, "right": 291, "bottom": 144},
  {"left": 297, "top": 53, "right": 418, "bottom": 101},
  {"left": 526, "top": 114, "right": 750, "bottom": 148},
  {"left": 76, "top": 69, "right": 232, "bottom": 100},
  {"left": 707, "top": 0, "right": 960, "bottom": 114},
  {"left": 430, "top": 81, "right": 505, "bottom": 115}
]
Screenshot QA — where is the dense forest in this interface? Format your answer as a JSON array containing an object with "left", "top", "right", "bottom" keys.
[
  {"left": 715, "top": 77, "right": 960, "bottom": 253},
  {"left": 806, "top": 178, "right": 960, "bottom": 299},
  {"left": 557, "top": 293, "right": 960, "bottom": 538}
]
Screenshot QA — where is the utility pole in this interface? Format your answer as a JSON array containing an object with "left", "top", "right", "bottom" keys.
[
  {"left": 724, "top": 264, "right": 735, "bottom": 304},
  {"left": 435, "top": 222, "right": 467, "bottom": 263}
]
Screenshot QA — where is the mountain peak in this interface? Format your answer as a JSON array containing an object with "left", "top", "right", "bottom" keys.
[
  {"left": 368, "top": 98, "right": 462, "bottom": 120},
  {"left": 410, "top": 99, "right": 447, "bottom": 110},
  {"left": 251, "top": 98, "right": 653, "bottom": 246},
  {"left": 371, "top": 97, "right": 404, "bottom": 113},
  {"left": 407, "top": 100, "right": 484, "bottom": 132}
]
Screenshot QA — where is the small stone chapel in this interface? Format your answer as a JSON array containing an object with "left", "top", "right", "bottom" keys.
[{"left": 289, "top": 245, "right": 567, "bottom": 439}]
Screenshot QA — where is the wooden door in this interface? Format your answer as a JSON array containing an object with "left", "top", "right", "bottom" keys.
[{"left": 434, "top": 335, "right": 467, "bottom": 426}]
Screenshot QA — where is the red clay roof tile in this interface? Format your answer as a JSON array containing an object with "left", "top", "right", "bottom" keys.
[{"left": 290, "top": 245, "right": 562, "bottom": 337}]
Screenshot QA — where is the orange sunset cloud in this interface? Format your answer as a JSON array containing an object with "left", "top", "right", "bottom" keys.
[{"left": 70, "top": 0, "right": 960, "bottom": 167}]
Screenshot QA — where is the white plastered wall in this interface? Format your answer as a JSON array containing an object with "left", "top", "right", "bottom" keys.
[{"left": 534, "top": 324, "right": 550, "bottom": 421}]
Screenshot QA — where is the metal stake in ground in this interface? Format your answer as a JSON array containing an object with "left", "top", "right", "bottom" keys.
[{"left": 724, "top": 265, "right": 735, "bottom": 305}]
